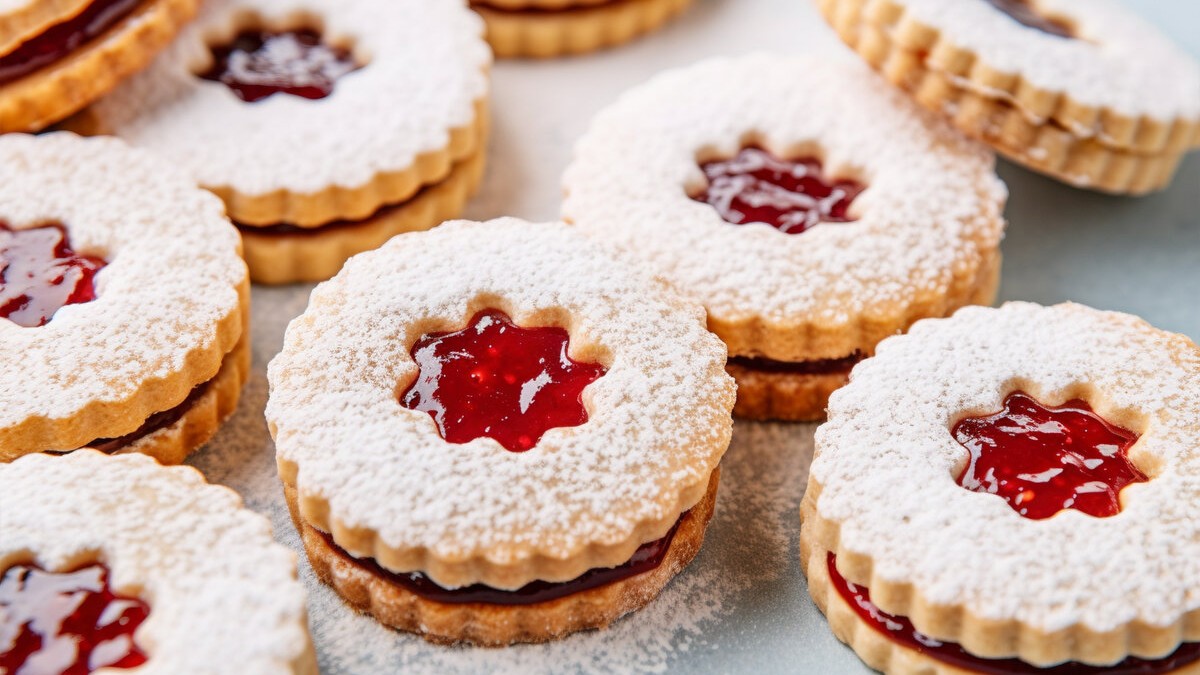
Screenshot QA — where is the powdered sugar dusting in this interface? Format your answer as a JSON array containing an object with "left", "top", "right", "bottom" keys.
[
  {"left": 562, "top": 54, "right": 1005, "bottom": 331},
  {"left": 87, "top": 0, "right": 490, "bottom": 195},
  {"left": 0, "top": 133, "right": 245, "bottom": 425},
  {"left": 812, "top": 302, "right": 1200, "bottom": 632},
  {"left": 0, "top": 450, "right": 312, "bottom": 674},
  {"left": 892, "top": 0, "right": 1200, "bottom": 119},
  {"left": 267, "top": 219, "right": 735, "bottom": 588}
]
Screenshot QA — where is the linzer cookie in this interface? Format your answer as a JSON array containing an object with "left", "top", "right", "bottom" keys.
[
  {"left": 563, "top": 54, "right": 1006, "bottom": 422},
  {"left": 73, "top": 0, "right": 491, "bottom": 284},
  {"left": 267, "top": 219, "right": 735, "bottom": 645},
  {"left": 0, "top": 0, "right": 198, "bottom": 133},
  {"left": 817, "top": 0, "right": 1200, "bottom": 194},
  {"left": 0, "top": 450, "right": 316, "bottom": 673},
  {"left": 471, "top": 0, "right": 694, "bottom": 59},
  {"left": 0, "top": 133, "right": 248, "bottom": 464},
  {"left": 801, "top": 302, "right": 1200, "bottom": 672}
]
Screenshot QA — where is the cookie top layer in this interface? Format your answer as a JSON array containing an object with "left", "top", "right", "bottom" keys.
[
  {"left": 267, "top": 219, "right": 735, "bottom": 590},
  {"left": 85, "top": 0, "right": 490, "bottom": 200},
  {"left": 563, "top": 54, "right": 1006, "bottom": 360},
  {"left": 0, "top": 450, "right": 313, "bottom": 674},
  {"left": 811, "top": 302, "right": 1200, "bottom": 636},
  {"left": 0, "top": 133, "right": 246, "bottom": 454},
  {"left": 890, "top": 0, "right": 1200, "bottom": 121}
]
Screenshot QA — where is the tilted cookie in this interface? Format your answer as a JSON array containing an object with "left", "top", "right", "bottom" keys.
[
  {"left": 0, "top": 133, "right": 248, "bottom": 463},
  {"left": 471, "top": 0, "right": 694, "bottom": 59},
  {"left": 73, "top": 0, "right": 491, "bottom": 283},
  {"left": 563, "top": 54, "right": 1006, "bottom": 422},
  {"left": 816, "top": 0, "right": 1200, "bottom": 194},
  {"left": 0, "top": 0, "right": 198, "bottom": 133},
  {"left": 267, "top": 219, "right": 735, "bottom": 645},
  {"left": 801, "top": 302, "right": 1200, "bottom": 672},
  {"left": 0, "top": 450, "right": 315, "bottom": 674}
]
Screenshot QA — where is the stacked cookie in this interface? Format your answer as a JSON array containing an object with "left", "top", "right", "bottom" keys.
[{"left": 471, "top": 0, "right": 695, "bottom": 58}]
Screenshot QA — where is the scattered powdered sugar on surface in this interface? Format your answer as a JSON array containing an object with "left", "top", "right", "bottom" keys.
[
  {"left": 812, "top": 302, "right": 1200, "bottom": 632},
  {"left": 562, "top": 54, "right": 1006, "bottom": 328},
  {"left": 893, "top": 0, "right": 1200, "bottom": 118},
  {"left": 0, "top": 133, "right": 245, "bottom": 424},
  {"left": 88, "top": 0, "right": 490, "bottom": 195},
  {"left": 0, "top": 451, "right": 312, "bottom": 674},
  {"left": 266, "top": 219, "right": 736, "bottom": 587}
]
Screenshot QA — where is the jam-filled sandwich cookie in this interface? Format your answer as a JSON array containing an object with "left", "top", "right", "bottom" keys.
[
  {"left": 0, "top": 0, "right": 198, "bottom": 133},
  {"left": 267, "top": 219, "right": 735, "bottom": 645},
  {"left": 72, "top": 0, "right": 491, "bottom": 284},
  {"left": 0, "top": 450, "right": 316, "bottom": 674},
  {"left": 801, "top": 302, "right": 1200, "bottom": 673},
  {"left": 0, "top": 133, "right": 248, "bottom": 464},
  {"left": 817, "top": 0, "right": 1200, "bottom": 194},
  {"left": 471, "top": 0, "right": 693, "bottom": 59},
  {"left": 563, "top": 54, "right": 1006, "bottom": 422}
]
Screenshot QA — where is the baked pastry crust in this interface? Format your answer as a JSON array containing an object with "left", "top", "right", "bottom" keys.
[
  {"left": 288, "top": 469, "right": 719, "bottom": 646},
  {"left": 0, "top": 133, "right": 248, "bottom": 461},
  {"left": 269, "top": 219, "right": 734, "bottom": 591},
  {"left": 802, "top": 302, "right": 1200, "bottom": 667},
  {"left": 473, "top": 0, "right": 693, "bottom": 59},
  {"left": 76, "top": 0, "right": 491, "bottom": 226},
  {"left": 240, "top": 121, "right": 487, "bottom": 284},
  {"left": 0, "top": 0, "right": 93, "bottom": 56},
  {"left": 0, "top": 0, "right": 199, "bottom": 133},
  {"left": 816, "top": 0, "right": 1200, "bottom": 194},
  {"left": 727, "top": 367, "right": 850, "bottom": 423}
]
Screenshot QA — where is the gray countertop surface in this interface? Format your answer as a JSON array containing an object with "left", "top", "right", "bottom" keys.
[{"left": 187, "top": 1, "right": 1200, "bottom": 672}]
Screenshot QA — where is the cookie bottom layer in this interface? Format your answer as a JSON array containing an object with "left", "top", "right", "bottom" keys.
[
  {"left": 287, "top": 468, "right": 719, "bottom": 646},
  {"left": 0, "top": 0, "right": 197, "bottom": 132},
  {"left": 471, "top": 0, "right": 693, "bottom": 59},
  {"left": 727, "top": 363, "right": 852, "bottom": 422},
  {"left": 239, "top": 149, "right": 486, "bottom": 284}
]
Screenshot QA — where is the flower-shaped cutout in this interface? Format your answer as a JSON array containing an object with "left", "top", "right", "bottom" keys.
[
  {"left": 1, "top": 223, "right": 105, "bottom": 328},
  {"left": 200, "top": 27, "right": 360, "bottom": 103}
]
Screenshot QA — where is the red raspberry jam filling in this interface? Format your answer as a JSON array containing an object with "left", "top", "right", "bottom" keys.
[
  {"left": 400, "top": 310, "right": 607, "bottom": 453},
  {"left": 953, "top": 392, "right": 1145, "bottom": 520},
  {"left": 0, "top": 564, "right": 149, "bottom": 674},
  {"left": 86, "top": 380, "right": 209, "bottom": 453},
  {"left": 826, "top": 553, "right": 1200, "bottom": 674},
  {"left": 200, "top": 28, "right": 360, "bottom": 103},
  {"left": 1, "top": 223, "right": 106, "bottom": 328},
  {"left": 694, "top": 147, "right": 865, "bottom": 235},
  {"left": 320, "top": 514, "right": 682, "bottom": 605},
  {"left": 984, "top": 0, "right": 1074, "bottom": 39},
  {"left": 0, "top": 0, "right": 141, "bottom": 87},
  {"left": 727, "top": 352, "right": 864, "bottom": 376}
]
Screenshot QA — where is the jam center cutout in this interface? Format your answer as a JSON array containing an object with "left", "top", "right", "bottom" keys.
[
  {"left": 826, "top": 553, "right": 1199, "bottom": 674},
  {"left": 0, "top": 564, "right": 150, "bottom": 674},
  {"left": 400, "top": 310, "right": 607, "bottom": 452},
  {"left": 693, "top": 147, "right": 865, "bottom": 235},
  {"left": 984, "top": 0, "right": 1074, "bottom": 39},
  {"left": 953, "top": 392, "right": 1146, "bottom": 520},
  {"left": 0, "top": 0, "right": 142, "bottom": 87},
  {"left": 200, "top": 26, "right": 360, "bottom": 103},
  {"left": 1, "top": 223, "right": 106, "bottom": 328}
]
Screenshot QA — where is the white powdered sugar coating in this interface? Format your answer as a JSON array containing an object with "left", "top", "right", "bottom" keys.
[
  {"left": 892, "top": 0, "right": 1200, "bottom": 119},
  {"left": 0, "top": 133, "right": 245, "bottom": 425},
  {"left": 812, "top": 302, "right": 1200, "bottom": 632},
  {"left": 87, "top": 0, "right": 490, "bottom": 196},
  {"left": 267, "top": 219, "right": 735, "bottom": 586},
  {"left": 562, "top": 54, "right": 1005, "bottom": 331},
  {"left": 0, "top": 451, "right": 312, "bottom": 674}
]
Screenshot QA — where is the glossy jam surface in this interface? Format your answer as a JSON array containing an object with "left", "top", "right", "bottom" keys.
[
  {"left": 200, "top": 28, "right": 359, "bottom": 102},
  {"left": 0, "top": 564, "right": 149, "bottom": 674},
  {"left": 984, "top": 0, "right": 1074, "bottom": 38},
  {"left": 0, "top": 0, "right": 141, "bottom": 86},
  {"left": 323, "top": 516, "right": 681, "bottom": 605},
  {"left": 400, "top": 310, "right": 607, "bottom": 452},
  {"left": 1, "top": 224, "right": 106, "bottom": 328},
  {"left": 694, "top": 147, "right": 865, "bottom": 235},
  {"left": 953, "top": 392, "right": 1145, "bottom": 520},
  {"left": 827, "top": 553, "right": 1200, "bottom": 674},
  {"left": 727, "top": 352, "right": 863, "bottom": 376}
]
